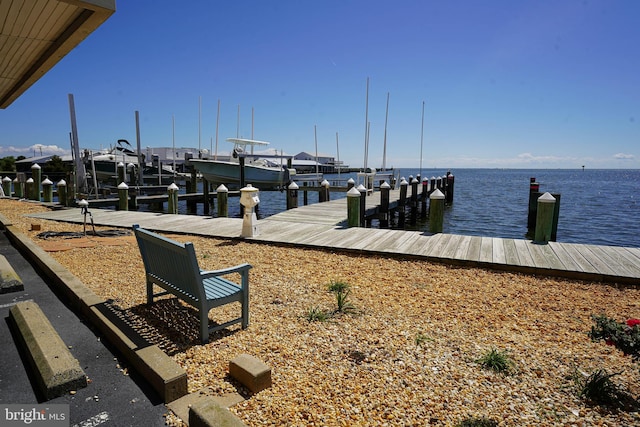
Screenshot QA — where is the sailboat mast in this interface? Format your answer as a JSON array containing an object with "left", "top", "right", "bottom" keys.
[
  {"left": 420, "top": 100, "right": 425, "bottom": 178},
  {"left": 336, "top": 132, "right": 340, "bottom": 178},
  {"left": 363, "top": 77, "right": 369, "bottom": 171},
  {"left": 383, "top": 92, "right": 389, "bottom": 171},
  {"left": 314, "top": 125, "right": 319, "bottom": 177},
  {"left": 172, "top": 114, "right": 176, "bottom": 181},
  {"left": 214, "top": 99, "right": 220, "bottom": 160},
  {"left": 198, "top": 96, "right": 202, "bottom": 153}
]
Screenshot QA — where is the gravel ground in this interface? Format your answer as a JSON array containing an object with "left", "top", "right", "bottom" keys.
[{"left": 2, "top": 198, "right": 640, "bottom": 426}]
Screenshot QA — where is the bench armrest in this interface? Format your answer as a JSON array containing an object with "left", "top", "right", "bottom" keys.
[{"left": 200, "top": 263, "right": 252, "bottom": 279}]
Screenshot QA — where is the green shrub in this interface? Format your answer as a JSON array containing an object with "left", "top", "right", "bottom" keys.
[
  {"left": 589, "top": 315, "right": 640, "bottom": 361},
  {"left": 305, "top": 306, "right": 330, "bottom": 322},
  {"left": 476, "top": 348, "right": 514, "bottom": 374}
]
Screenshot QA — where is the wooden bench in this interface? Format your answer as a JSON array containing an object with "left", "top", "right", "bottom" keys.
[{"left": 133, "top": 224, "right": 251, "bottom": 343}]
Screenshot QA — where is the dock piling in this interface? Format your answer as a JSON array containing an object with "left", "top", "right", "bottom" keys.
[
  {"left": 287, "top": 182, "right": 299, "bottom": 210},
  {"left": 534, "top": 192, "right": 556, "bottom": 243},
  {"left": 347, "top": 187, "right": 361, "bottom": 227},
  {"left": 2, "top": 176, "right": 11, "bottom": 196},
  {"left": 167, "top": 183, "right": 179, "bottom": 214},
  {"left": 117, "top": 182, "right": 129, "bottom": 211},
  {"left": 42, "top": 178, "right": 53, "bottom": 202},
  {"left": 216, "top": 185, "right": 228, "bottom": 217},
  {"left": 429, "top": 189, "right": 445, "bottom": 233}
]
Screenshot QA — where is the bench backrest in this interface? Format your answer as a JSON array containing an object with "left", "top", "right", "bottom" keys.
[{"left": 133, "top": 225, "right": 205, "bottom": 303}]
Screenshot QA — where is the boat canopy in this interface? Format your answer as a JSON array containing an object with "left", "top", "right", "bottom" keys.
[{"left": 226, "top": 138, "right": 270, "bottom": 146}]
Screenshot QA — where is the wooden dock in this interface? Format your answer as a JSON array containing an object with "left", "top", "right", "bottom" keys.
[{"left": 24, "top": 196, "right": 640, "bottom": 285}]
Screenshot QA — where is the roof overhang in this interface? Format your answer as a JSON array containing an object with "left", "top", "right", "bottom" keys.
[{"left": 0, "top": 0, "right": 116, "bottom": 109}]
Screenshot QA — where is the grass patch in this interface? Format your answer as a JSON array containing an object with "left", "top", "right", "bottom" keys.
[{"left": 476, "top": 348, "right": 514, "bottom": 374}]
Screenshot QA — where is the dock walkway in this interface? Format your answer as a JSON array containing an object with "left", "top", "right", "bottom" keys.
[{"left": 25, "top": 197, "right": 640, "bottom": 285}]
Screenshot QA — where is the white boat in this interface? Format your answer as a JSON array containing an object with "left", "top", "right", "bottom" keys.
[{"left": 189, "top": 138, "right": 294, "bottom": 189}]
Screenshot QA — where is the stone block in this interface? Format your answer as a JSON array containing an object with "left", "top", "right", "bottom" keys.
[{"left": 229, "top": 354, "right": 271, "bottom": 393}]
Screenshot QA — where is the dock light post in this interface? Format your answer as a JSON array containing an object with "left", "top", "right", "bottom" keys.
[
  {"left": 347, "top": 187, "right": 361, "bottom": 227},
  {"left": 42, "top": 178, "right": 53, "bottom": 202},
  {"left": 240, "top": 184, "right": 260, "bottom": 238},
  {"left": 429, "top": 189, "right": 445, "bottom": 234},
  {"left": 287, "top": 181, "right": 299, "bottom": 210},
  {"left": 57, "top": 180, "right": 67, "bottom": 206},
  {"left": 167, "top": 182, "right": 179, "bottom": 214},
  {"left": 117, "top": 182, "right": 129, "bottom": 211},
  {"left": 2, "top": 176, "right": 11, "bottom": 196},
  {"left": 534, "top": 192, "right": 556, "bottom": 243},
  {"left": 216, "top": 184, "right": 228, "bottom": 217}
]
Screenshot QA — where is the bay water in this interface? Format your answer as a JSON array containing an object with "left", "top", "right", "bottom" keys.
[{"left": 168, "top": 168, "right": 639, "bottom": 248}]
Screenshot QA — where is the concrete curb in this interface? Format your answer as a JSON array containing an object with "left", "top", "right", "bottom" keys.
[
  {"left": 0, "top": 219, "right": 187, "bottom": 404},
  {"left": 0, "top": 253, "right": 24, "bottom": 293},
  {"left": 9, "top": 301, "right": 87, "bottom": 400}
]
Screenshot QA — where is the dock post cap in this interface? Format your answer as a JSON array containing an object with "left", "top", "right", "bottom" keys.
[
  {"left": 42, "top": 178, "right": 53, "bottom": 185},
  {"left": 26, "top": 177, "right": 34, "bottom": 183},
  {"left": 380, "top": 181, "right": 391, "bottom": 189},
  {"left": 31, "top": 163, "right": 41, "bottom": 169},
  {"left": 288, "top": 181, "right": 299, "bottom": 190},
  {"left": 216, "top": 184, "right": 228, "bottom": 192},
  {"left": 538, "top": 192, "right": 556, "bottom": 203},
  {"left": 411, "top": 177, "right": 419, "bottom": 184},
  {"left": 2, "top": 176, "right": 11, "bottom": 183},
  {"left": 321, "top": 179, "right": 330, "bottom": 187},
  {"left": 117, "top": 182, "right": 129, "bottom": 190},
  {"left": 347, "top": 177, "right": 355, "bottom": 183},
  {"left": 430, "top": 189, "right": 445, "bottom": 200},
  {"left": 356, "top": 184, "right": 367, "bottom": 191},
  {"left": 347, "top": 187, "right": 361, "bottom": 197},
  {"left": 57, "top": 179, "right": 66, "bottom": 186},
  {"left": 167, "top": 182, "right": 179, "bottom": 191},
  {"left": 400, "top": 178, "right": 408, "bottom": 185}
]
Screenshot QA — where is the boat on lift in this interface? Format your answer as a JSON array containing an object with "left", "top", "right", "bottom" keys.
[{"left": 189, "top": 138, "right": 294, "bottom": 189}]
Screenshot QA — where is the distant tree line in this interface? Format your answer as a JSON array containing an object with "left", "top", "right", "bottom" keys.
[{"left": 0, "top": 156, "right": 71, "bottom": 179}]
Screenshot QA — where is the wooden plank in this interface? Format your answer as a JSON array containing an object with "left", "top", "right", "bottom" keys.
[
  {"left": 552, "top": 242, "right": 598, "bottom": 273},
  {"left": 478, "top": 237, "right": 493, "bottom": 263},
  {"left": 609, "top": 247, "right": 640, "bottom": 277},
  {"left": 464, "top": 236, "right": 482, "bottom": 262},
  {"left": 573, "top": 244, "right": 618, "bottom": 277},
  {"left": 547, "top": 242, "right": 584, "bottom": 272},
  {"left": 452, "top": 235, "right": 473, "bottom": 260},
  {"left": 424, "top": 233, "right": 452, "bottom": 258},
  {"left": 586, "top": 245, "right": 637, "bottom": 279},
  {"left": 492, "top": 238, "right": 507, "bottom": 264},
  {"left": 513, "top": 239, "right": 535, "bottom": 267},
  {"left": 440, "top": 234, "right": 465, "bottom": 259},
  {"left": 526, "top": 242, "right": 564, "bottom": 270},
  {"left": 502, "top": 239, "right": 520, "bottom": 266}
]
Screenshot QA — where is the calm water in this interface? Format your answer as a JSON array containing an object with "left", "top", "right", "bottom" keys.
[{"left": 173, "top": 169, "right": 639, "bottom": 248}]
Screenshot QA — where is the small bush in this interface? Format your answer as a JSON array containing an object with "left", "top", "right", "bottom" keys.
[
  {"left": 476, "top": 348, "right": 514, "bottom": 374},
  {"left": 328, "top": 280, "right": 355, "bottom": 313},
  {"left": 589, "top": 315, "right": 640, "bottom": 361},
  {"left": 415, "top": 332, "right": 433, "bottom": 348},
  {"left": 305, "top": 306, "right": 330, "bottom": 322}
]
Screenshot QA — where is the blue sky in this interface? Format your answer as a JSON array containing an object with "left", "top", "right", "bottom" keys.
[{"left": 1, "top": 0, "right": 638, "bottom": 169}]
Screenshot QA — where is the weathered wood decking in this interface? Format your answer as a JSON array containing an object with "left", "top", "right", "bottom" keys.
[{"left": 24, "top": 194, "right": 640, "bottom": 285}]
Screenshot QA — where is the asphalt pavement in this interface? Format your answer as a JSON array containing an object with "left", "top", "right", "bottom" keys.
[{"left": 0, "top": 230, "right": 169, "bottom": 426}]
